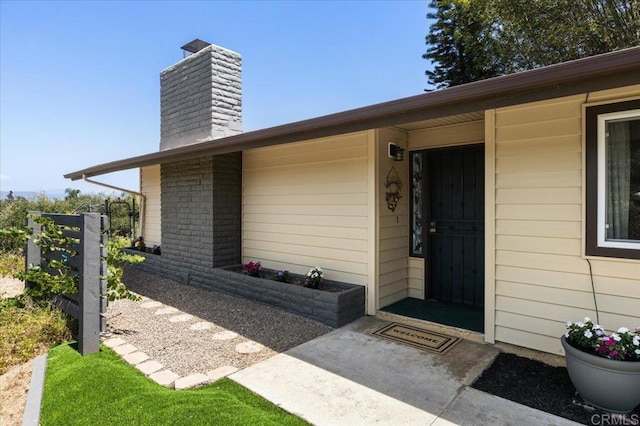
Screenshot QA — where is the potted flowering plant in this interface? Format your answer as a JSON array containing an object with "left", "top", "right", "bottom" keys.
[
  {"left": 305, "top": 267, "right": 324, "bottom": 289},
  {"left": 561, "top": 317, "right": 640, "bottom": 413}
]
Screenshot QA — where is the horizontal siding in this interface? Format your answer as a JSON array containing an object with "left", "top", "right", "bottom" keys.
[
  {"left": 408, "top": 257, "right": 424, "bottom": 300},
  {"left": 141, "top": 165, "right": 161, "bottom": 247},
  {"left": 585, "top": 84, "right": 640, "bottom": 102},
  {"left": 493, "top": 90, "right": 640, "bottom": 356},
  {"left": 243, "top": 131, "right": 369, "bottom": 286},
  {"left": 496, "top": 220, "right": 581, "bottom": 238},
  {"left": 378, "top": 127, "right": 409, "bottom": 308},
  {"left": 496, "top": 170, "right": 582, "bottom": 189},
  {"left": 408, "top": 120, "right": 484, "bottom": 150}
]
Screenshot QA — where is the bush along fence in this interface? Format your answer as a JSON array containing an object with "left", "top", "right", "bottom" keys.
[{"left": 25, "top": 212, "right": 107, "bottom": 355}]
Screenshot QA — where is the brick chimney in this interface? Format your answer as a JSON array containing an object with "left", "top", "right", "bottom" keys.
[{"left": 159, "top": 39, "right": 242, "bottom": 151}]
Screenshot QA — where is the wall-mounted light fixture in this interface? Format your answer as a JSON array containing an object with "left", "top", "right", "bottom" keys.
[{"left": 388, "top": 142, "right": 405, "bottom": 162}]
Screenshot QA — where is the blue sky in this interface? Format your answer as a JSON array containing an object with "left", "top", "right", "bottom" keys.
[{"left": 1, "top": 0, "right": 431, "bottom": 194}]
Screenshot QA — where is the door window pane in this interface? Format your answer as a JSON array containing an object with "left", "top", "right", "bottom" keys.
[{"left": 411, "top": 152, "right": 423, "bottom": 255}]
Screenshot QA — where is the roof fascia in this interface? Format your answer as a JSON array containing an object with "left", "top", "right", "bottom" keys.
[{"left": 65, "top": 47, "right": 640, "bottom": 181}]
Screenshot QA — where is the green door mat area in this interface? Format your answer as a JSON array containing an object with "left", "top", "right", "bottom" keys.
[{"left": 380, "top": 298, "right": 484, "bottom": 333}]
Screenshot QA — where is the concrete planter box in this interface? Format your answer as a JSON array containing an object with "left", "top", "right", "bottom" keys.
[{"left": 209, "top": 265, "right": 365, "bottom": 328}]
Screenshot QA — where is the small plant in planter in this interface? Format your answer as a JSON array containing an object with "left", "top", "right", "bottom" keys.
[
  {"left": 272, "top": 270, "right": 292, "bottom": 283},
  {"left": 305, "top": 266, "right": 324, "bottom": 289},
  {"left": 152, "top": 245, "right": 161, "bottom": 255},
  {"left": 242, "top": 261, "right": 261, "bottom": 277},
  {"left": 134, "top": 236, "right": 145, "bottom": 252},
  {"left": 562, "top": 317, "right": 640, "bottom": 413}
]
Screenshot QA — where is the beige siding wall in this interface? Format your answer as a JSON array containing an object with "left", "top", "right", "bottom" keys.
[
  {"left": 242, "top": 132, "right": 370, "bottom": 286},
  {"left": 409, "top": 257, "right": 425, "bottom": 299},
  {"left": 377, "top": 128, "right": 409, "bottom": 308},
  {"left": 408, "top": 120, "right": 484, "bottom": 150},
  {"left": 140, "top": 165, "right": 161, "bottom": 247},
  {"left": 492, "top": 86, "right": 640, "bottom": 355}
]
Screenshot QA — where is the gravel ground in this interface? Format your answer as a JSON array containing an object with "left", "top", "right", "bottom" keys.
[{"left": 106, "top": 267, "right": 333, "bottom": 377}]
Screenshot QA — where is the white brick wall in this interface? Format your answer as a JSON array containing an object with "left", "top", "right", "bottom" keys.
[{"left": 159, "top": 44, "right": 242, "bottom": 151}]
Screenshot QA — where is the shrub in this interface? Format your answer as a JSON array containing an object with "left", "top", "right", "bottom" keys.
[
  {"left": 0, "top": 250, "right": 24, "bottom": 277},
  {"left": 0, "top": 301, "right": 73, "bottom": 374}
]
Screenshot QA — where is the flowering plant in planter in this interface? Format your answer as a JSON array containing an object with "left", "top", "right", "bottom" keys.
[
  {"left": 305, "top": 267, "right": 324, "bottom": 289},
  {"left": 565, "top": 317, "right": 640, "bottom": 361},
  {"left": 271, "top": 270, "right": 292, "bottom": 283},
  {"left": 242, "top": 261, "right": 262, "bottom": 277}
]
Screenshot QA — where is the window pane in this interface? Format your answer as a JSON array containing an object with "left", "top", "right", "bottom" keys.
[
  {"left": 605, "top": 117, "right": 640, "bottom": 242},
  {"left": 411, "top": 152, "right": 423, "bottom": 255}
]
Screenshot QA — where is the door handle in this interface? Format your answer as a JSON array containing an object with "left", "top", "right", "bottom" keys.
[{"left": 429, "top": 227, "right": 436, "bottom": 233}]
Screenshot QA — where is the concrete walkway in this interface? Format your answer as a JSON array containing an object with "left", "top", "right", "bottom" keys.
[{"left": 230, "top": 317, "right": 580, "bottom": 425}]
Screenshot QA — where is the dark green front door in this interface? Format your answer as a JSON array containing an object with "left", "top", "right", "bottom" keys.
[{"left": 425, "top": 144, "right": 485, "bottom": 309}]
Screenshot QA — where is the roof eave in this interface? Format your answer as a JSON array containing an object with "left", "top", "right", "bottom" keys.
[{"left": 65, "top": 46, "right": 640, "bottom": 181}]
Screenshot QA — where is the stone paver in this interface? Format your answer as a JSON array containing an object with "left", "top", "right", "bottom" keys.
[
  {"left": 112, "top": 343, "right": 138, "bottom": 355},
  {"left": 103, "top": 337, "right": 126, "bottom": 348},
  {"left": 155, "top": 307, "right": 179, "bottom": 315},
  {"left": 174, "top": 373, "right": 210, "bottom": 390},
  {"left": 168, "top": 314, "right": 193, "bottom": 323},
  {"left": 211, "top": 330, "right": 238, "bottom": 340},
  {"left": 190, "top": 322, "right": 214, "bottom": 330},
  {"left": 207, "top": 365, "right": 239, "bottom": 382},
  {"left": 123, "top": 351, "right": 150, "bottom": 365},
  {"left": 236, "top": 341, "right": 264, "bottom": 354},
  {"left": 136, "top": 360, "right": 164, "bottom": 375},
  {"left": 149, "top": 369, "right": 180, "bottom": 388},
  {"left": 140, "top": 301, "right": 162, "bottom": 309}
]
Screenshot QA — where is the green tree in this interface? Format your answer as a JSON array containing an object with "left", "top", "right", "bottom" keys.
[
  {"left": 424, "top": 0, "right": 504, "bottom": 89},
  {"left": 424, "top": 0, "right": 640, "bottom": 89},
  {"left": 64, "top": 188, "right": 81, "bottom": 200}
]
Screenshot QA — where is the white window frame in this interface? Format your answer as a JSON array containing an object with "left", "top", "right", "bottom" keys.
[{"left": 596, "top": 109, "right": 640, "bottom": 251}]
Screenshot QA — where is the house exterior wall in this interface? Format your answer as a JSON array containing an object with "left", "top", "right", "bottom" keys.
[
  {"left": 408, "top": 257, "right": 425, "bottom": 300},
  {"left": 408, "top": 120, "right": 484, "bottom": 150},
  {"left": 140, "top": 165, "right": 161, "bottom": 247},
  {"left": 377, "top": 128, "right": 409, "bottom": 308},
  {"left": 491, "top": 85, "right": 640, "bottom": 355},
  {"left": 157, "top": 153, "right": 242, "bottom": 284},
  {"left": 242, "top": 131, "right": 371, "bottom": 287}
]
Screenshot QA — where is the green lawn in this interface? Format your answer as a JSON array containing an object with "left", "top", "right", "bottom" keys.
[{"left": 41, "top": 343, "right": 308, "bottom": 426}]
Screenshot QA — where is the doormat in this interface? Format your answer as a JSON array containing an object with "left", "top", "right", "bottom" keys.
[{"left": 372, "top": 323, "right": 460, "bottom": 354}]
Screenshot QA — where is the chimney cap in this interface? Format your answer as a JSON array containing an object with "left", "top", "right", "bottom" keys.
[{"left": 181, "top": 39, "right": 212, "bottom": 55}]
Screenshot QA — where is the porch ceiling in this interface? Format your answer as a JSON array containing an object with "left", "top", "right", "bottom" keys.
[{"left": 394, "top": 112, "right": 485, "bottom": 131}]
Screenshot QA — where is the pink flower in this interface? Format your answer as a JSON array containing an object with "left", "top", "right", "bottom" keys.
[
  {"left": 610, "top": 350, "right": 618, "bottom": 357},
  {"left": 605, "top": 338, "right": 615, "bottom": 347}
]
